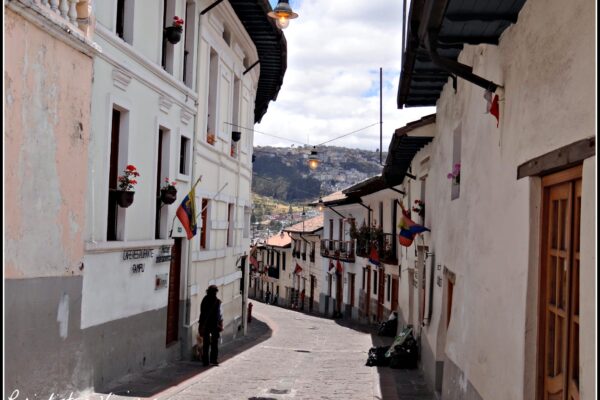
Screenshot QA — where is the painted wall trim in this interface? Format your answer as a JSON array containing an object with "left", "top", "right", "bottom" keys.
[{"left": 85, "top": 238, "right": 174, "bottom": 254}]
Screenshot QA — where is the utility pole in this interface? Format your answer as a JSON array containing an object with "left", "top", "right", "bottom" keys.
[{"left": 380, "top": 67, "right": 383, "bottom": 165}]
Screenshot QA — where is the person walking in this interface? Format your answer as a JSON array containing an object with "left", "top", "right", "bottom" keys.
[{"left": 198, "top": 285, "right": 223, "bottom": 366}]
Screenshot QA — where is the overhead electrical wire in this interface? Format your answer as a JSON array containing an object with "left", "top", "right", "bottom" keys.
[{"left": 224, "top": 122, "right": 380, "bottom": 147}]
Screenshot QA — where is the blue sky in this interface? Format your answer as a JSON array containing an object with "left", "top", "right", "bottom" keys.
[{"left": 256, "top": 0, "right": 435, "bottom": 150}]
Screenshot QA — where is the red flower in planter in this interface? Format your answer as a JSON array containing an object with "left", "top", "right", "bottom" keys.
[{"left": 173, "top": 16, "right": 184, "bottom": 28}]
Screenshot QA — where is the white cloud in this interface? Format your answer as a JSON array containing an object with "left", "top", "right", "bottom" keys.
[{"left": 256, "top": 0, "right": 436, "bottom": 151}]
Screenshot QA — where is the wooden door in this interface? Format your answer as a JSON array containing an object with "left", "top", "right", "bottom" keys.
[
  {"left": 366, "top": 267, "right": 371, "bottom": 317},
  {"left": 377, "top": 269, "right": 385, "bottom": 321},
  {"left": 310, "top": 275, "right": 315, "bottom": 312},
  {"left": 391, "top": 277, "right": 399, "bottom": 311},
  {"left": 349, "top": 273, "right": 355, "bottom": 307},
  {"left": 538, "top": 166, "right": 581, "bottom": 400},
  {"left": 166, "top": 238, "right": 182, "bottom": 346},
  {"left": 336, "top": 272, "right": 343, "bottom": 314}
]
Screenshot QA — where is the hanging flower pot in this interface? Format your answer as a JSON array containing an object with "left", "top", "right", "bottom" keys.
[
  {"left": 115, "top": 164, "right": 140, "bottom": 208},
  {"left": 160, "top": 187, "right": 178, "bottom": 204},
  {"left": 116, "top": 190, "right": 135, "bottom": 208},
  {"left": 164, "top": 26, "right": 182, "bottom": 44},
  {"left": 160, "top": 178, "right": 178, "bottom": 204},
  {"left": 165, "top": 16, "right": 184, "bottom": 44}
]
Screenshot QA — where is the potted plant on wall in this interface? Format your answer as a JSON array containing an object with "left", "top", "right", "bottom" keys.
[
  {"left": 160, "top": 178, "right": 178, "bottom": 204},
  {"left": 412, "top": 200, "right": 425, "bottom": 218},
  {"left": 447, "top": 163, "right": 461, "bottom": 185},
  {"left": 165, "top": 16, "right": 184, "bottom": 44},
  {"left": 116, "top": 164, "right": 139, "bottom": 208}
]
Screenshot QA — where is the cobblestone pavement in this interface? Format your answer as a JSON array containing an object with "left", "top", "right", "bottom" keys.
[
  {"left": 166, "top": 302, "right": 380, "bottom": 400},
  {"left": 101, "top": 301, "right": 435, "bottom": 400}
]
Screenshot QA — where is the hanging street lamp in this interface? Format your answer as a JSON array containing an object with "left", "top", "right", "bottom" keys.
[
  {"left": 267, "top": 0, "right": 299, "bottom": 29},
  {"left": 307, "top": 147, "right": 320, "bottom": 170},
  {"left": 316, "top": 197, "right": 324, "bottom": 212}
]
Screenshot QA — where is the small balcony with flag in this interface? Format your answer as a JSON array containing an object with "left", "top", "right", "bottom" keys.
[{"left": 320, "top": 239, "right": 355, "bottom": 263}]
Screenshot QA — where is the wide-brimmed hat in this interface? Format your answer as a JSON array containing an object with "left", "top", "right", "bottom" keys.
[{"left": 207, "top": 285, "right": 219, "bottom": 293}]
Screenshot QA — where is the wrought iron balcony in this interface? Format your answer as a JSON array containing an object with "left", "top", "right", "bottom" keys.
[
  {"left": 380, "top": 233, "right": 398, "bottom": 265},
  {"left": 355, "top": 233, "right": 397, "bottom": 265},
  {"left": 320, "top": 239, "right": 355, "bottom": 262}
]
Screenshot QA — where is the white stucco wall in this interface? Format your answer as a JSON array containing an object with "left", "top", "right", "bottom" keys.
[
  {"left": 81, "top": 242, "right": 173, "bottom": 328},
  {"left": 83, "top": 0, "right": 197, "bottom": 328},
  {"left": 186, "top": 1, "right": 260, "bottom": 338},
  {"left": 395, "top": 0, "right": 596, "bottom": 398}
]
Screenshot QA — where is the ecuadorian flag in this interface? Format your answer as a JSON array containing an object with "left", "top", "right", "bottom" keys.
[
  {"left": 398, "top": 209, "right": 429, "bottom": 247},
  {"left": 176, "top": 188, "right": 197, "bottom": 239}
]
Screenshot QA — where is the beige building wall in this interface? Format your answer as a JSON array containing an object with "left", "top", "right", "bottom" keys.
[
  {"left": 5, "top": 3, "right": 99, "bottom": 396},
  {"left": 5, "top": 9, "right": 94, "bottom": 279}
]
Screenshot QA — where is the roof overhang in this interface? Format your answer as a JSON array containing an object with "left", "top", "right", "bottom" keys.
[
  {"left": 382, "top": 114, "right": 436, "bottom": 186},
  {"left": 229, "top": 0, "right": 287, "bottom": 123},
  {"left": 397, "top": 0, "right": 527, "bottom": 108}
]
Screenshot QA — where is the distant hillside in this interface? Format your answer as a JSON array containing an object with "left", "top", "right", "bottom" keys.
[{"left": 252, "top": 145, "right": 384, "bottom": 202}]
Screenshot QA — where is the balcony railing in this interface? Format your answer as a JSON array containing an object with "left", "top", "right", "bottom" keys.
[
  {"left": 356, "top": 233, "right": 398, "bottom": 265},
  {"left": 320, "top": 239, "right": 355, "bottom": 262},
  {"left": 26, "top": 0, "right": 92, "bottom": 32},
  {"left": 380, "top": 233, "right": 397, "bottom": 265}
]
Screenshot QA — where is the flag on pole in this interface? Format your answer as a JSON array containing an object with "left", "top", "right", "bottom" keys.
[
  {"left": 176, "top": 188, "right": 197, "bottom": 239},
  {"left": 368, "top": 244, "right": 380, "bottom": 266},
  {"left": 294, "top": 263, "right": 303, "bottom": 275},
  {"left": 398, "top": 204, "right": 429, "bottom": 247},
  {"left": 336, "top": 259, "right": 343, "bottom": 274},
  {"left": 484, "top": 90, "right": 500, "bottom": 127},
  {"left": 328, "top": 260, "right": 335, "bottom": 274},
  {"left": 490, "top": 94, "right": 500, "bottom": 127}
]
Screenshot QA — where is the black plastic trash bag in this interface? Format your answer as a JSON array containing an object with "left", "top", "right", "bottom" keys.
[
  {"left": 366, "top": 346, "right": 391, "bottom": 367},
  {"left": 389, "top": 335, "right": 418, "bottom": 369}
]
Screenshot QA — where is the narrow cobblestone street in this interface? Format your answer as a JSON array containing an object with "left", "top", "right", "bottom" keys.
[
  {"left": 167, "top": 302, "right": 379, "bottom": 399},
  {"left": 107, "top": 301, "right": 433, "bottom": 400}
]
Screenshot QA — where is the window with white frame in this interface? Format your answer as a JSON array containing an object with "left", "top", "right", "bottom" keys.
[
  {"left": 115, "top": 0, "right": 134, "bottom": 44},
  {"left": 107, "top": 106, "right": 130, "bottom": 242},
  {"left": 182, "top": 1, "right": 196, "bottom": 87},
  {"left": 227, "top": 203, "right": 234, "bottom": 246},
  {"left": 206, "top": 49, "right": 219, "bottom": 145},
  {"left": 179, "top": 134, "right": 190, "bottom": 176},
  {"left": 451, "top": 125, "right": 461, "bottom": 200}
]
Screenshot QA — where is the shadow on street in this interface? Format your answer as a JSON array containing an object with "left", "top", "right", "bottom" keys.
[{"left": 97, "top": 317, "right": 272, "bottom": 398}]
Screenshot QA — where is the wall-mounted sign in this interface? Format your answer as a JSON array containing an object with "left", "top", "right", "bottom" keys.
[
  {"left": 123, "top": 249, "right": 154, "bottom": 260},
  {"left": 131, "top": 263, "right": 145, "bottom": 274},
  {"left": 155, "top": 246, "right": 172, "bottom": 263},
  {"left": 155, "top": 273, "right": 168, "bottom": 290}
]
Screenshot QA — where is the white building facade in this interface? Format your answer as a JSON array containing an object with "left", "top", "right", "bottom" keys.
[{"left": 79, "top": 0, "right": 286, "bottom": 392}]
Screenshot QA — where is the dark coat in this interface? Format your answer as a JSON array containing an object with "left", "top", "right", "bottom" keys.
[{"left": 199, "top": 293, "right": 222, "bottom": 334}]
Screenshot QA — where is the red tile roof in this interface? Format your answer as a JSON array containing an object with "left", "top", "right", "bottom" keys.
[
  {"left": 284, "top": 214, "right": 324, "bottom": 234},
  {"left": 265, "top": 232, "right": 292, "bottom": 247}
]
